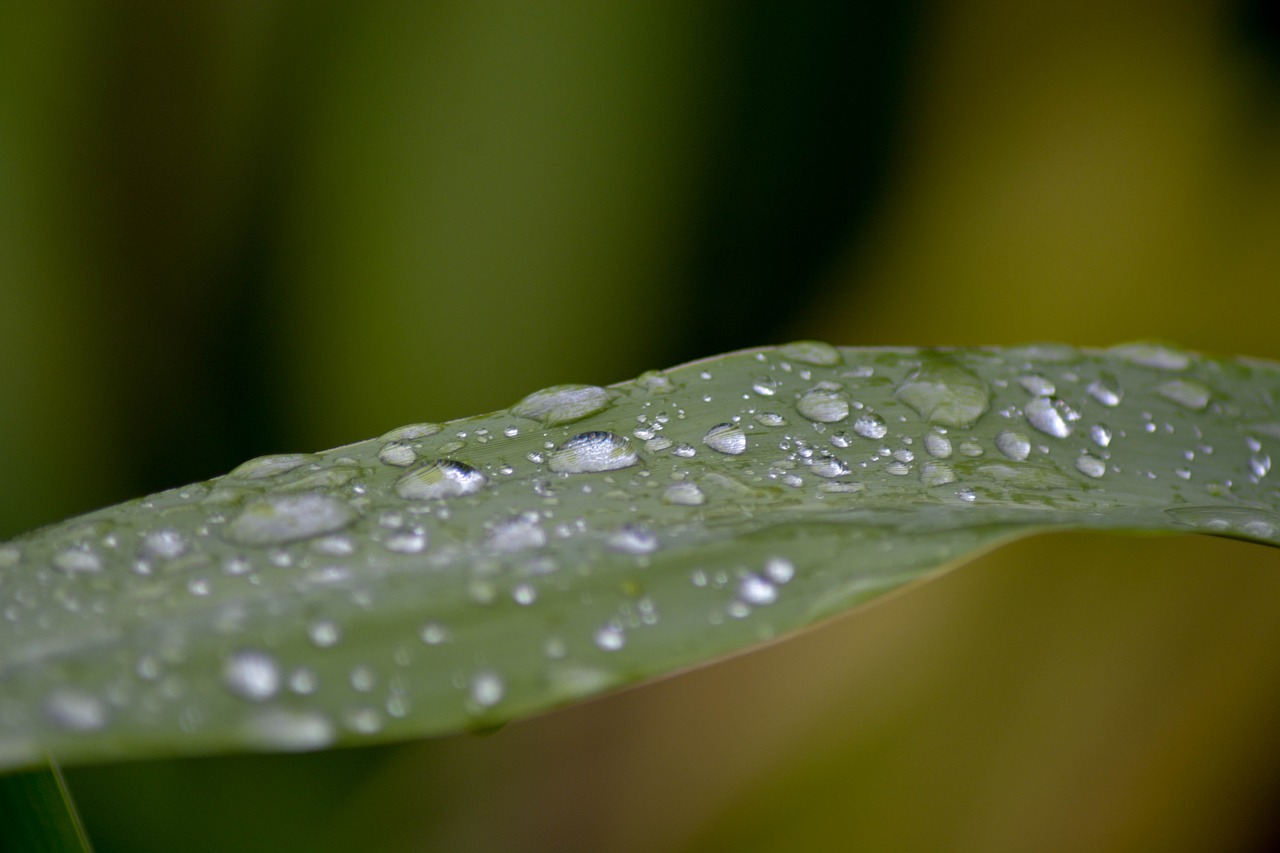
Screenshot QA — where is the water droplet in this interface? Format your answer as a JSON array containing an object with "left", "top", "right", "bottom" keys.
[
  {"left": 751, "top": 376, "right": 780, "bottom": 396},
  {"left": 764, "top": 556, "right": 795, "bottom": 583},
  {"left": 223, "top": 650, "right": 281, "bottom": 702},
  {"left": 380, "top": 423, "right": 443, "bottom": 442},
  {"left": 470, "top": 672, "right": 505, "bottom": 708},
  {"left": 0, "top": 544, "right": 19, "bottom": 568},
  {"left": 664, "top": 481, "right": 706, "bottom": 506},
  {"left": 923, "top": 432, "right": 952, "bottom": 458},
  {"left": 142, "top": 528, "right": 187, "bottom": 560},
  {"left": 244, "top": 709, "right": 334, "bottom": 751},
  {"left": 228, "top": 453, "right": 316, "bottom": 480},
  {"left": 672, "top": 443, "right": 696, "bottom": 458},
  {"left": 920, "top": 461, "right": 957, "bottom": 487},
  {"left": 1110, "top": 342, "right": 1191, "bottom": 371},
  {"left": 1155, "top": 379, "right": 1211, "bottom": 411},
  {"left": 384, "top": 531, "right": 428, "bottom": 554},
  {"left": 738, "top": 574, "right": 778, "bottom": 605},
  {"left": 420, "top": 622, "right": 449, "bottom": 645},
  {"left": 1087, "top": 376, "right": 1123, "bottom": 407},
  {"left": 810, "top": 454, "right": 851, "bottom": 478},
  {"left": 378, "top": 442, "right": 417, "bottom": 467},
  {"left": 548, "top": 432, "right": 639, "bottom": 473},
  {"left": 1075, "top": 454, "right": 1107, "bottom": 478},
  {"left": 308, "top": 620, "right": 341, "bottom": 648},
  {"left": 796, "top": 388, "right": 850, "bottom": 423},
  {"left": 1024, "top": 397, "right": 1075, "bottom": 438},
  {"left": 395, "top": 459, "right": 487, "bottom": 500},
  {"left": 778, "top": 340, "right": 841, "bottom": 366},
  {"left": 43, "top": 689, "right": 108, "bottom": 732},
  {"left": 702, "top": 423, "right": 747, "bottom": 455},
  {"left": 995, "top": 430, "right": 1031, "bottom": 461},
  {"left": 1165, "top": 506, "right": 1280, "bottom": 540},
  {"left": 607, "top": 524, "right": 659, "bottom": 554},
  {"left": 512, "top": 384, "right": 612, "bottom": 426},
  {"left": 957, "top": 487, "right": 977, "bottom": 502},
  {"left": 894, "top": 360, "right": 990, "bottom": 427},
  {"left": 756, "top": 412, "right": 787, "bottom": 427},
  {"left": 1250, "top": 453, "right": 1272, "bottom": 479},
  {"left": 853, "top": 413, "right": 887, "bottom": 440},
  {"left": 594, "top": 623, "right": 626, "bottom": 651},
  {"left": 225, "top": 494, "right": 356, "bottom": 546},
  {"left": 489, "top": 512, "right": 546, "bottom": 552},
  {"left": 1090, "top": 424, "right": 1112, "bottom": 448},
  {"left": 350, "top": 665, "right": 376, "bottom": 692},
  {"left": 1019, "top": 374, "right": 1056, "bottom": 396},
  {"left": 53, "top": 546, "right": 102, "bottom": 574},
  {"left": 959, "top": 440, "right": 983, "bottom": 457}
]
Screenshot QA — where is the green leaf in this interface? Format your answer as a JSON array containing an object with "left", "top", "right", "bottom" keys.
[{"left": 2, "top": 342, "right": 1278, "bottom": 770}]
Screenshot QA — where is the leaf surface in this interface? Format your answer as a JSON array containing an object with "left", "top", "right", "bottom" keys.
[{"left": 2, "top": 343, "right": 1278, "bottom": 770}]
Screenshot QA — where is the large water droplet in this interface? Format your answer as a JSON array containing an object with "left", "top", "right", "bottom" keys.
[
  {"left": 228, "top": 453, "right": 316, "bottom": 480},
  {"left": 512, "top": 385, "right": 612, "bottom": 426},
  {"left": 223, "top": 650, "right": 282, "bottom": 702},
  {"left": 378, "top": 442, "right": 417, "bottom": 467},
  {"left": 548, "top": 432, "right": 639, "bottom": 473},
  {"left": 395, "top": 459, "right": 488, "bottom": 500},
  {"left": 894, "top": 360, "right": 990, "bottom": 427},
  {"left": 778, "top": 340, "right": 841, "bottom": 366},
  {"left": 996, "top": 431, "right": 1031, "bottom": 461},
  {"left": 1155, "top": 379, "right": 1211, "bottom": 411},
  {"left": 923, "top": 432, "right": 952, "bottom": 459},
  {"left": 796, "top": 388, "right": 850, "bottom": 423},
  {"left": 1024, "top": 397, "right": 1075, "bottom": 438},
  {"left": 853, "top": 413, "right": 887, "bottom": 440},
  {"left": 1075, "top": 454, "right": 1106, "bottom": 478},
  {"left": 225, "top": 494, "right": 356, "bottom": 546},
  {"left": 703, "top": 423, "right": 747, "bottom": 455}
]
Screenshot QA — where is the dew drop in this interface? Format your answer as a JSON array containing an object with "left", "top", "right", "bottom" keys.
[
  {"left": 810, "top": 455, "right": 851, "bottom": 478},
  {"left": 0, "top": 544, "right": 19, "bottom": 568},
  {"left": 920, "top": 461, "right": 957, "bottom": 487},
  {"left": 764, "top": 556, "right": 795, "bottom": 584},
  {"left": 489, "top": 512, "right": 546, "bottom": 552},
  {"left": 778, "top": 340, "right": 842, "bottom": 366},
  {"left": 894, "top": 360, "right": 990, "bottom": 427},
  {"left": 53, "top": 546, "right": 102, "bottom": 574},
  {"left": 420, "top": 622, "right": 449, "bottom": 645},
  {"left": 995, "top": 430, "right": 1031, "bottom": 461},
  {"left": 703, "top": 423, "right": 747, "bottom": 455},
  {"left": 1250, "top": 453, "right": 1272, "bottom": 479},
  {"left": 1076, "top": 454, "right": 1107, "bottom": 478},
  {"left": 308, "top": 620, "right": 341, "bottom": 648},
  {"left": 738, "top": 574, "right": 778, "bottom": 605},
  {"left": 380, "top": 423, "right": 443, "bottom": 442},
  {"left": 225, "top": 494, "right": 356, "bottom": 546},
  {"left": 511, "top": 384, "right": 612, "bottom": 426},
  {"left": 470, "top": 672, "right": 505, "bottom": 708},
  {"left": 1110, "top": 342, "right": 1191, "bottom": 370},
  {"left": 228, "top": 453, "right": 316, "bottom": 480},
  {"left": 607, "top": 524, "right": 659, "bottom": 555},
  {"left": 755, "top": 412, "right": 787, "bottom": 427},
  {"left": 1155, "top": 379, "right": 1211, "bottom": 411},
  {"left": 43, "top": 688, "right": 108, "bottom": 732},
  {"left": 1024, "top": 397, "right": 1075, "bottom": 439},
  {"left": 244, "top": 709, "right": 335, "bottom": 751},
  {"left": 395, "top": 459, "right": 487, "bottom": 500},
  {"left": 751, "top": 376, "right": 780, "bottom": 396},
  {"left": 1087, "top": 376, "right": 1123, "bottom": 407},
  {"left": 378, "top": 442, "right": 417, "bottom": 467},
  {"left": 594, "top": 623, "right": 626, "bottom": 651},
  {"left": 796, "top": 388, "right": 850, "bottom": 423},
  {"left": 853, "top": 413, "right": 887, "bottom": 440},
  {"left": 223, "top": 650, "right": 281, "bottom": 702},
  {"left": 1090, "top": 424, "right": 1112, "bottom": 448},
  {"left": 663, "top": 482, "right": 706, "bottom": 506},
  {"left": 548, "top": 432, "right": 639, "bottom": 473},
  {"left": 1019, "top": 374, "right": 1056, "bottom": 396},
  {"left": 142, "top": 528, "right": 187, "bottom": 560},
  {"left": 384, "top": 531, "right": 428, "bottom": 554},
  {"left": 923, "top": 432, "right": 953, "bottom": 459}
]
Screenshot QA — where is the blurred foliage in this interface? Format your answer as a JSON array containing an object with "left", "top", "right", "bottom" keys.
[{"left": 1, "top": 0, "right": 1279, "bottom": 851}]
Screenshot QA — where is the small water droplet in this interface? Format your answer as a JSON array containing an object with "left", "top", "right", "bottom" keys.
[
  {"left": 703, "top": 423, "right": 747, "bottom": 455},
  {"left": 224, "top": 650, "right": 281, "bottom": 702},
  {"left": 384, "top": 531, "right": 428, "bottom": 554},
  {"left": 1019, "top": 374, "right": 1056, "bottom": 396},
  {"left": 663, "top": 482, "right": 706, "bottom": 506},
  {"left": 956, "top": 487, "right": 977, "bottom": 502},
  {"left": 1250, "top": 453, "right": 1272, "bottom": 479},
  {"left": 594, "top": 623, "right": 626, "bottom": 651},
  {"left": 755, "top": 412, "right": 787, "bottom": 427},
  {"left": 1090, "top": 424, "right": 1112, "bottom": 448},
  {"left": 244, "top": 709, "right": 335, "bottom": 751},
  {"left": 996, "top": 431, "right": 1031, "bottom": 461},
  {"left": 894, "top": 360, "right": 990, "bottom": 427},
  {"left": 810, "top": 454, "right": 851, "bottom": 478},
  {"left": 396, "top": 459, "right": 487, "bottom": 500},
  {"left": 378, "top": 442, "right": 417, "bottom": 467},
  {"left": 607, "top": 524, "right": 659, "bottom": 554},
  {"left": 923, "top": 432, "right": 952, "bottom": 459},
  {"left": 1111, "top": 342, "right": 1191, "bottom": 371},
  {"left": 853, "top": 413, "right": 887, "bottom": 440},
  {"left": 350, "top": 665, "right": 376, "bottom": 692},
  {"left": 489, "top": 512, "right": 546, "bottom": 552},
  {"left": 764, "top": 556, "right": 795, "bottom": 583},
  {"left": 43, "top": 689, "right": 108, "bottom": 732},
  {"left": 1155, "top": 379, "right": 1211, "bottom": 411},
  {"left": 225, "top": 494, "right": 356, "bottom": 546},
  {"left": 512, "top": 384, "right": 612, "bottom": 426},
  {"left": 53, "top": 546, "right": 102, "bottom": 574},
  {"left": 142, "top": 529, "right": 187, "bottom": 560},
  {"left": 796, "top": 388, "right": 850, "bottom": 423},
  {"left": 1076, "top": 454, "right": 1107, "bottom": 478},
  {"left": 470, "top": 672, "right": 505, "bottom": 708},
  {"left": 738, "top": 574, "right": 778, "bottom": 605},
  {"left": 420, "top": 622, "right": 449, "bottom": 645},
  {"left": 548, "top": 432, "right": 639, "bottom": 473},
  {"left": 1166, "top": 506, "right": 1280, "bottom": 540},
  {"left": 1024, "top": 397, "right": 1075, "bottom": 438},
  {"left": 308, "top": 620, "right": 341, "bottom": 648},
  {"left": 380, "top": 423, "right": 443, "bottom": 442},
  {"left": 920, "top": 461, "right": 957, "bottom": 487},
  {"left": 1087, "top": 376, "right": 1123, "bottom": 407},
  {"left": 228, "top": 453, "right": 316, "bottom": 480},
  {"left": 751, "top": 376, "right": 780, "bottom": 396},
  {"left": 778, "top": 340, "right": 842, "bottom": 366}
]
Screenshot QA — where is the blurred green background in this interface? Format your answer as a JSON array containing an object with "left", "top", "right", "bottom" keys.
[{"left": 4, "top": 1, "right": 1280, "bottom": 850}]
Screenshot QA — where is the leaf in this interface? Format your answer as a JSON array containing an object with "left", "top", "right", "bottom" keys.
[
  {"left": 2, "top": 342, "right": 1278, "bottom": 771},
  {"left": 0, "top": 758, "right": 94, "bottom": 851}
]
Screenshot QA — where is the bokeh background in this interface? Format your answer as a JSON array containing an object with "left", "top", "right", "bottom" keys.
[{"left": 4, "top": 1, "right": 1280, "bottom": 850}]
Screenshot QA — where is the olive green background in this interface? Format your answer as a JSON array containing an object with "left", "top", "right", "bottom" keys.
[{"left": 3, "top": 2, "right": 1280, "bottom": 850}]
